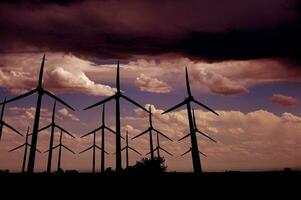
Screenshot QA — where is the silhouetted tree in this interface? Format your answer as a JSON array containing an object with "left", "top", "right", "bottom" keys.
[
  {"left": 126, "top": 157, "right": 167, "bottom": 174},
  {"left": 56, "top": 168, "right": 64, "bottom": 174}
]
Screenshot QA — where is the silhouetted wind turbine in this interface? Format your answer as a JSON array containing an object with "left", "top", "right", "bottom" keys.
[
  {"left": 179, "top": 109, "right": 217, "bottom": 143},
  {"left": 180, "top": 109, "right": 216, "bottom": 158},
  {"left": 181, "top": 147, "right": 207, "bottom": 157},
  {"left": 83, "top": 61, "right": 148, "bottom": 172},
  {"left": 121, "top": 131, "right": 141, "bottom": 169},
  {"left": 81, "top": 104, "right": 116, "bottom": 173},
  {"left": 132, "top": 106, "right": 172, "bottom": 160},
  {"left": 147, "top": 132, "right": 173, "bottom": 158},
  {"left": 80, "top": 131, "right": 109, "bottom": 173},
  {"left": 162, "top": 67, "right": 218, "bottom": 174},
  {"left": 0, "top": 54, "right": 75, "bottom": 173},
  {"left": 31, "top": 100, "right": 74, "bottom": 173},
  {"left": 8, "top": 127, "right": 41, "bottom": 173},
  {"left": 0, "top": 98, "right": 23, "bottom": 140},
  {"left": 45, "top": 129, "right": 75, "bottom": 172}
]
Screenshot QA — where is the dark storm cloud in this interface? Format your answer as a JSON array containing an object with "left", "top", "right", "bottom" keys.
[
  {"left": 0, "top": 0, "right": 300, "bottom": 62},
  {"left": 0, "top": 0, "right": 83, "bottom": 5}
]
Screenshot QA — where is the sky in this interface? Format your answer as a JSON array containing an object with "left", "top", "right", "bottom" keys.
[{"left": 0, "top": 0, "right": 300, "bottom": 172}]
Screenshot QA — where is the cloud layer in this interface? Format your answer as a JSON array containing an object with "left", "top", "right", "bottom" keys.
[
  {"left": 271, "top": 94, "right": 300, "bottom": 106},
  {"left": 1, "top": 102, "right": 300, "bottom": 172},
  {"left": 1, "top": 53, "right": 301, "bottom": 96},
  {"left": 0, "top": 53, "right": 116, "bottom": 96},
  {"left": 130, "top": 105, "right": 301, "bottom": 171},
  {"left": 135, "top": 74, "right": 172, "bottom": 93},
  {"left": 0, "top": 0, "right": 300, "bottom": 63}
]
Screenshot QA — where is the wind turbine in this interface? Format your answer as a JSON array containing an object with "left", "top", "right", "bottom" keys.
[
  {"left": 30, "top": 100, "right": 74, "bottom": 173},
  {"left": 147, "top": 131, "right": 173, "bottom": 158},
  {"left": 0, "top": 97, "right": 23, "bottom": 140},
  {"left": 180, "top": 109, "right": 217, "bottom": 158},
  {"left": 8, "top": 127, "right": 41, "bottom": 173},
  {"left": 132, "top": 106, "right": 172, "bottom": 160},
  {"left": 83, "top": 61, "right": 149, "bottom": 172},
  {"left": 162, "top": 67, "right": 218, "bottom": 174},
  {"left": 121, "top": 131, "right": 141, "bottom": 169},
  {"left": 44, "top": 129, "right": 75, "bottom": 172},
  {"left": 80, "top": 131, "right": 109, "bottom": 173},
  {"left": 81, "top": 104, "right": 115, "bottom": 173},
  {"left": 179, "top": 109, "right": 217, "bottom": 143},
  {"left": 0, "top": 54, "right": 75, "bottom": 173}
]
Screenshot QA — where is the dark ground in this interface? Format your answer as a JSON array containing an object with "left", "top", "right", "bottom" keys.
[{"left": 0, "top": 170, "right": 300, "bottom": 196}]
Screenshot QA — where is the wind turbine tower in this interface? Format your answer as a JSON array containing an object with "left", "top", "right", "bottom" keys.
[
  {"left": 83, "top": 61, "right": 148, "bottom": 172},
  {"left": 8, "top": 127, "right": 41, "bottom": 173},
  {"left": 162, "top": 67, "right": 218, "bottom": 174},
  {"left": 132, "top": 106, "right": 172, "bottom": 160},
  {"left": 0, "top": 54, "right": 75, "bottom": 173}
]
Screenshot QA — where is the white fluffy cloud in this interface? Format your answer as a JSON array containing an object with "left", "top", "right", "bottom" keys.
[
  {"left": 1, "top": 53, "right": 300, "bottom": 97},
  {"left": 0, "top": 53, "right": 116, "bottom": 96},
  {"left": 135, "top": 73, "right": 172, "bottom": 93},
  {"left": 47, "top": 67, "right": 116, "bottom": 96},
  {"left": 1, "top": 103, "right": 301, "bottom": 172},
  {"left": 127, "top": 104, "right": 301, "bottom": 171},
  {"left": 58, "top": 108, "right": 79, "bottom": 121},
  {"left": 125, "top": 57, "right": 301, "bottom": 96},
  {"left": 191, "top": 68, "right": 249, "bottom": 95}
]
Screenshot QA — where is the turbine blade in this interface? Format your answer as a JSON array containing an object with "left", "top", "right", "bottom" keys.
[
  {"left": 38, "top": 54, "right": 45, "bottom": 87},
  {"left": 0, "top": 89, "right": 37, "bottom": 105},
  {"left": 178, "top": 133, "right": 190, "bottom": 141},
  {"left": 128, "top": 146, "right": 142, "bottom": 155},
  {"left": 28, "top": 144, "right": 42, "bottom": 153},
  {"left": 29, "top": 124, "right": 51, "bottom": 135},
  {"left": 55, "top": 124, "right": 75, "bottom": 138},
  {"left": 120, "top": 94, "right": 149, "bottom": 113},
  {"left": 181, "top": 148, "right": 192, "bottom": 156},
  {"left": 8, "top": 143, "right": 25, "bottom": 152},
  {"left": 79, "top": 146, "right": 93, "bottom": 154},
  {"left": 3, "top": 122, "right": 23, "bottom": 136},
  {"left": 159, "top": 147, "right": 173, "bottom": 156},
  {"left": 199, "top": 150, "right": 207, "bottom": 157},
  {"left": 192, "top": 109, "right": 197, "bottom": 128},
  {"left": 95, "top": 146, "right": 109, "bottom": 154},
  {"left": 35, "top": 148, "right": 42, "bottom": 153},
  {"left": 95, "top": 146, "right": 109, "bottom": 155},
  {"left": 106, "top": 125, "right": 124, "bottom": 139},
  {"left": 95, "top": 145, "right": 102, "bottom": 151},
  {"left": 146, "top": 147, "right": 157, "bottom": 155},
  {"left": 39, "top": 124, "right": 52, "bottom": 133},
  {"left": 120, "top": 146, "right": 126, "bottom": 152},
  {"left": 83, "top": 95, "right": 115, "bottom": 110},
  {"left": 161, "top": 100, "right": 186, "bottom": 114},
  {"left": 192, "top": 99, "right": 218, "bottom": 116},
  {"left": 44, "top": 90, "right": 75, "bottom": 111},
  {"left": 81, "top": 127, "right": 101, "bottom": 138},
  {"left": 44, "top": 144, "right": 59, "bottom": 153},
  {"left": 196, "top": 130, "right": 217, "bottom": 143},
  {"left": 102, "top": 104, "right": 105, "bottom": 124},
  {"left": 153, "top": 128, "right": 172, "bottom": 141},
  {"left": 62, "top": 145, "right": 75, "bottom": 154},
  {"left": 117, "top": 60, "right": 120, "bottom": 91},
  {"left": 113, "top": 146, "right": 126, "bottom": 155},
  {"left": 185, "top": 67, "right": 192, "bottom": 96},
  {"left": 132, "top": 128, "right": 149, "bottom": 140},
  {"left": 52, "top": 100, "right": 56, "bottom": 122},
  {"left": 104, "top": 126, "right": 116, "bottom": 134}
]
